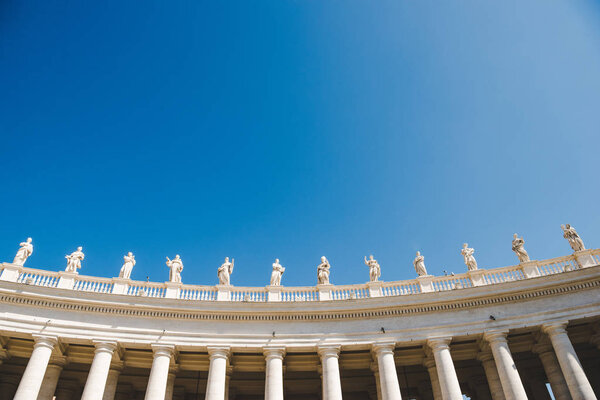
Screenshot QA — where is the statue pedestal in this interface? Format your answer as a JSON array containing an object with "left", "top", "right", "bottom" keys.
[
  {"left": 57, "top": 271, "right": 78, "bottom": 289},
  {"left": 266, "top": 285, "right": 282, "bottom": 302},
  {"left": 164, "top": 282, "right": 181, "bottom": 299},
  {"left": 0, "top": 263, "right": 22, "bottom": 282},
  {"left": 317, "top": 284, "right": 333, "bottom": 301},
  {"left": 574, "top": 249, "right": 596, "bottom": 268},
  {"left": 216, "top": 285, "right": 232, "bottom": 301},
  {"left": 467, "top": 269, "right": 487, "bottom": 287},
  {"left": 366, "top": 281, "right": 383, "bottom": 297},
  {"left": 111, "top": 277, "right": 130, "bottom": 295},
  {"left": 416, "top": 276, "right": 434, "bottom": 293},
  {"left": 520, "top": 260, "right": 541, "bottom": 278}
]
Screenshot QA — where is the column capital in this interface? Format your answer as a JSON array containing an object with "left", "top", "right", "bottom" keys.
[
  {"left": 151, "top": 343, "right": 176, "bottom": 358},
  {"left": 422, "top": 356, "right": 436, "bottom": 369},
  {"left": 476, "top": 350, "right": 494, "bottom": 363},
  {"left": 317, "top": 344, "right": 341, "bottom": 358},
  {"left": 426, "top": 336, "right": 452, "bottom": 352},
  {"left": 207, "top": 346, "right": 230, "bottom": 360},
  {"left": 483, "top": 330, "right": 509, "bottom": 344},
  {"left": 263, "top": 346, "right": 286, "bottom": 359},
  {"left": 92, "top": 340, "right": 118, "bottom": 354},
  {"left": 542, "top": 321, "right": 569, "bottom": 336},
  {"left": 48, "top": 355, "right": 68, "bottom": 368},
  {"left": 31, "top": 334, "right": 58, "bottom": 350},
  {"left": 371, "top": 341, "right": 396, "bottom": 356}
]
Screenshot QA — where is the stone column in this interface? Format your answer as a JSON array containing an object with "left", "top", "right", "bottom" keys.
[
  {"left": 37, "top": 356, "right": 67, "bottom": 400},
  {"left": 427, "top": 338, "right": 463, "bottom": 400},
  {"left": 483, "top": 331, "right": 528, "bottom": 400},
  {"left": 477, "top": 351, "right": 506, "bottom": 400},
  {"left": 81, "top": 342, "right": 118, "bottom": 400},
  {"left": 423, "top": 357, "right": 443, "bottom": 400},
  {"left": 370, "top": 362, "right": 383, "bottom": 400},
  {"left": 264, "top": 346, "right": 286, "bottom": 400},
  {"left": 318, "top": 345, "right": 343, "bottom": 400},
  {"left": 372, "top": 342, "right": 402, "bottom": 400},
  {"left": 102, "top": 362, "right": 123, "bottom": 400},
  {"left": 0, "top": 375, "right": 20, "bottom": 400},
  {"left": 144, "top": 344, "right": 175, "bottom": 400},
  {"left": 205, "top": 346, "right": 230, "bottom": 400},
  {"left": 13, "top": 335, "right": 58, "bottom": 400},
  {"left": 542, "top": 322, "right": 597, "bottom": 400},
  {"left": 532, "top": 343, "right": 571, "bottom": 400},
  {"left": 165, "top": 366, "right": 177, "bottom": 400}
]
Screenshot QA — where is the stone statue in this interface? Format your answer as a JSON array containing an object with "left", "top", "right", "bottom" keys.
[
  {"left": 317, "top": 256, "right": 330, "bottom": 285},
  {"left": 413, "top": 251, "right": 428, "bottom": 277},
  {"left": 218, "top": 257, "right": 234, "bottom": 285},
  {"left": 364, "top": 255, "right": 381, "bottom": 282},
  {"left": 13, "top": 237, "right": 33, "bottom": 266},
  {"left": 511, "top": 234, "right": 530, "bottom": 263},
  {"left": 561, "top": 224, "right": 585, "bottom": 252},
  {"left": 65, "top": 247, "right": 85, "bottom": 273},
  {"left": 270, "top": 258, "right": 285, "bottom": 286},
  {"left": 166, "top": 255, "right": 183, "bottom": 283},
  {"left": 119, "top": 252, "right": 136, "bottom": 279},
  {"left": 461, "top": 243, "right": 478, "bottom": 271}
]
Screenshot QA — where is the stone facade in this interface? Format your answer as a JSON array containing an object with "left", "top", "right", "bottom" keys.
[{"left": 0, "top": 249, "right": 599, "bottom": 399}]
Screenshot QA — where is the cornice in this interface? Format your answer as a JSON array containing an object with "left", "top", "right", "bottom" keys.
[{"left": 0, "top": 267, "right": 599, "bottom": 323}]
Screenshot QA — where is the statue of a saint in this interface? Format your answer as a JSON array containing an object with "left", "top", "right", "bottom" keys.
[
  {"left": 414, "top": 251, "right": 428, "bottom": 277},
  {"left": 270, "top": 258, "right": 285, "bottom": 286},
  {"left": 364, "top": 255, "right": 381, "bottom": 282},
  {"left": 218, "top": 257, "right": 234, "bottom": 285},
  {"left": 166, "top": 255, "right": 183, "bottom": 283},
  {"left": 119, "top": 252, "right": 136, "bottom": 279},
  {"left": 561, "top": 224, "right": 585, "bottom": 252},
  {"left": 461, "top": 243, "right": 478, "bottom": 271},
  {"left": 65, "top": 247, "right": 85, "bottom": 273},
  {"left": 13, "top": 237, "right": 33, "bottom": 266},
  {"left": 317, "top": 256, "right": 331, "bottom": 285},
  {"left": 511, "top": 234, "right": 530, "bottom": 263}
]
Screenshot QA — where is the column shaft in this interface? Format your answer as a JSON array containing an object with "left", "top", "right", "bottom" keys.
[
  {"left": 543, "top": 323, "right": 597, "bottom": 400},
  {"left": 427, "top": 338, "right": 463, "bottom": 400},
  {"left": 478, "top": 352, "right": 506, "bottom": 400},
  {"left": 205, "top": 347, "right": 230, "bottom": 400},
  {"left": 484, "top": 331, "right": 528, "bottom": 400},
  {"left": 534, "top": 344, "right": 571, "bottom": 400},
  {"left": 13, "top": 335, "right": 58, "bottom": 400},
  {"left": 165, "top": 371, "right": 176, "bottom": 400},
  {"left": 144, "top": 345, "right": 175, "bottom": 400},
  {"left": 318, "top": 346, "right": 343, "bottom": 400},
  {"left": 37, "top": 358, "right": 66, "bottom": 400},
  {"left": 102, "top": 364, "right": 123, "bottom": 400},
  {"left": 81, "top": 342, "right": 118, "bottom": 400},
  {"left": 372, "top": 343, "right": 402, "bottom": 400},
  {"left": 264, "top": 347, "right": 285, "bottom": 400},
  {"left": 424, "top": 358, "right": 443, "bottom": 400}
]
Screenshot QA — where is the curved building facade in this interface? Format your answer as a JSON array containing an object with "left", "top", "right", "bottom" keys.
[{"left": 0, "top": 246, "right": 599, "bottom": 400}]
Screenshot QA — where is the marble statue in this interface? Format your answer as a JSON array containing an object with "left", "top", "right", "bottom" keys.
[
  {"left": 561, "top": 224, "right": 585, "bottom": 252},
  {"left": 218, "top": 257, "right": 234, "bottom": 285},
  {"left": 270, "top": 259, "right": 285, "bottom": 286},
  {"left": 364, "top": 255, "right": 381, "bottom": 282},
  {"left": 461, "top": 243, "right": 478, "bottom": 271},
  {"left": 512, "top": 234, "right": 530, "bottom": 263},
  {"left": 317, "top": 256, "right": 330, "bottom": 285},
  {"left": 13, "top": 237, "right": 33, "bottom": 266},
  {"left": 65, "top": 247, "right": 85, "bottom": 273},
  {"left": 119, "top": 252, "right": 136, "bottom": 279},
  {"left": 413, "top": 251, "right": 428, "bottom": 277},
  {"left": 166, "top": 255, "right": 183, "bottom": 283}
]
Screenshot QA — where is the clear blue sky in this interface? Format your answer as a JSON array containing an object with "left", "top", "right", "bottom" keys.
[{"left": 1, "top": 0, "right": 600, "bottom": 287}]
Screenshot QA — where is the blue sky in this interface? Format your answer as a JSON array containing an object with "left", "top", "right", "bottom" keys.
[{"left": 1, "top": 0, "right": 600, "bottom": 288}]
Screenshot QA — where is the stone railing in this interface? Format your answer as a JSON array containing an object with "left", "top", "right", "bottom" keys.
[{"left": 1, "top": 249, "right": 599, "bottom": 302}]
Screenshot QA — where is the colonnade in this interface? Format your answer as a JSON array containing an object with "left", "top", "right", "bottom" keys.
[{"left": 7, "top": 322, "right": 599, "bottom": 400}]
